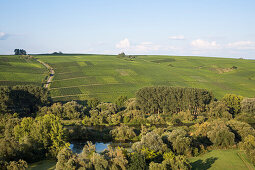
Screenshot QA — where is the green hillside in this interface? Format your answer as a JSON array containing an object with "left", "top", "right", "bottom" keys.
[
  {"left": 190, "top": 150, "right": 255, "bottom": 170},
  {"left": 0, "top": 55, "right": 47, "bottom": 86},
  {"left": 33, "top": 54, "right": 255, "bottom": 102}
]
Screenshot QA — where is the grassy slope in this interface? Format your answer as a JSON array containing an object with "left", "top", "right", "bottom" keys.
[
  {"left": 28, "top": 160, "right": 56, "bottom": 170},
  {"left": 189, "top": 150, "right": 255, "bottom": 170},
  {"left": 34, "top": 54, "right": 255, "bottom": 102},
  {"left": 0, "top": 55, "right": 47, "bottom": 86}
]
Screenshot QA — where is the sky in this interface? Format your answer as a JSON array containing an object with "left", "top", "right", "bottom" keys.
[{"left": 1, "top": 0, "right": 255, "bottom": 59}]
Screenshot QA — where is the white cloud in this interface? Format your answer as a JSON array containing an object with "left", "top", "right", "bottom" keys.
[
  {"left": 227, "top": 41, "right": 255, "bottom": 50},
  {"left": 168, "top": 35, "right": 185, "bottom": 40},
  {"left": 0, "top": 32, "right": 8, "bottom": 40},
  {"left": 191, "top": 39, "right": 220, "bottom": 49},
  {"left": 134, "top": 42, "right": 160, "bottom": 52},
  {"left": 116, "top": 38, "right": 130, "bottom": 49}
]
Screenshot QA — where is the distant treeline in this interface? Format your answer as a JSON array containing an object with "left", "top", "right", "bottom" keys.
[{"left": 136, "top": 86, "right": 213, "bottom": 115}]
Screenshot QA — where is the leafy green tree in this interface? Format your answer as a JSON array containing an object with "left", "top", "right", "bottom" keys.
[
  {"left": 167, "top": 129, "right": 192, "bottom": 155},
  {"left": 111, "top": 124, "right": 136, "bottom": 141},
  {"left": 136, "top": 86, "right": 213, "bottom": 115},
  {"left": 222, "top": 94, "right": 243, "bottom": 115},
  {"left": 239, "top": 135, "right": 255, "bottom": 164},
  {"left": 241, "top": 98, "right": 255, "bottom": 114},
  {"left": 6, "top": 159, "right": 28, "bottom": 170},
  {"left": 115, "top": 96, "right": 128, "bottom": 111},
  {"left": 0, "top": 85, "right": 50, "bottom": 116},
  {"left": 227, "top": 120, "right": 255, "bottom": 142},
  {"left": 14, "top": 49, "right": 27, "bottom": 55},
  {"left": 14, "top": 114, "right": 69, "bottom": 157},
  {"left": 87, "top": 98, "right": 100, "bottom": 108},
  {"left": 207, "top": 124, "right": 235, "bottom": 148},
  {"left": 91, "top": 152, "right": 108, "bottom": 170},
  {"left": 207, "top": 101, "right": 232, "bottom": 119},
  {"left": 169, "top": 155, "right": 191, "bottom": 170},
  {"left": 132, "top": 132, "right": 167, "bottom": 153},
  {"left": 128, "top": 152, "right": 146, "bottom": 170}
]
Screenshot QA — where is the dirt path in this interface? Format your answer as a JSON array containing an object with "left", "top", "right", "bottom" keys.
[{"left": 32, "top": 56, "right": 55, "bottom": 88}]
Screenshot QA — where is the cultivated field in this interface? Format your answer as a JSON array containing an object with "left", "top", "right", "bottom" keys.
[
  {"left": 0, "top": 55, "right": 47, "bottom": 86},
  {"left": 34, "top": 54, "right": 255, "bottom": 102},
  {"left": 1, "top": 54, "right": 255, "bottom": 102},
  {"left": 190, "top": 150, "right": 255, "bottom": 170}
]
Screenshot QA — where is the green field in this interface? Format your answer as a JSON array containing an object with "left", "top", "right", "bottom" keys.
[
  {"left": 190, "top": 150, "right": 255, "bottom": 170},
  {"left": 28, "top": 160, "right": 56, "bottom": 170},
  {"left": 1, "top": 54, "right": 255, "bottom": 102},
  {"left": 0, "top": 55, "right": 47, "bottom": 86},
  {"left": 34, "top": 54, "right": 255, "bottom": 102}
]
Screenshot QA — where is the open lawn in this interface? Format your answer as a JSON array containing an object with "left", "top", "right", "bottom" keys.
[
  {"left": 28, "top": 160, "right": 56, "bottom": 170},
  {"left": 189, "top": 150, "right": 255, "bottom": 170},
  {"left": 0, "top": 55, "right": 47, "bottom": 86},
  {"left": 33, "top": 54, "right": 255, "bottom": 102}
]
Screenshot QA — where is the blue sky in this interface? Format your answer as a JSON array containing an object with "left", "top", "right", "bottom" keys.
[{"left": 1, "top": 0, "right": 255, "bottom": 58}]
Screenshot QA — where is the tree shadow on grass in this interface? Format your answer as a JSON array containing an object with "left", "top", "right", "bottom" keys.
[{"left": 191, "top": 157, "right": 218, "bottom": 170}]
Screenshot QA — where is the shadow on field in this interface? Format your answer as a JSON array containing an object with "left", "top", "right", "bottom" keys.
[{"left": 191, "top": 157, "right": 218, "bottom": 170}]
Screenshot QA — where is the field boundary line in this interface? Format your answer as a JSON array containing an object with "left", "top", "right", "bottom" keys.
[
  {"left": 237, "top": 151, "right": 254, "bottom": 170},
  {"left": 51, "top": 91, "right": 129, "bottom": 98},
  {"left": 54, "top": 76, "right": 90, "bottom": 81},
  {"left": 54, "top": 75, "right": 119, "bottom": 81},
  {"left": 50, "top": 83, "right": 125, "bottom": 90}
]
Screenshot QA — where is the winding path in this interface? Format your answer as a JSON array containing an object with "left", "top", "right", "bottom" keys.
[{"left": 32, "top": 56, "right": 55, "bottom": 88}]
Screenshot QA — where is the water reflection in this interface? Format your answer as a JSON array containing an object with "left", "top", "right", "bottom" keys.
[
  {"left": 69, "top": 142, "right": 110, "bottom": 153},
  {"left": 69, "top": 142, "right": 132, "bottom": 154}
]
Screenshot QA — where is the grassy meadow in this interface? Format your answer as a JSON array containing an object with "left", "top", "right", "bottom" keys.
[
  {"left": 190, "top": 150, "right": 255, "bottom": 170},
  {"left": 34, "top": 54, "right": 255, "bottom": 102},
  {"left": 0, "top": 55, "right": 47, "bottom": 86}
]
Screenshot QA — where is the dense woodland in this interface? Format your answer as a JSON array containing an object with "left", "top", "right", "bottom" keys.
[{"left": 0, "top": 85, "right": 255, "bottom": 169}]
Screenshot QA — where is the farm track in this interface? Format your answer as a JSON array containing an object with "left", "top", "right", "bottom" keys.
[{"left": 33, "top": 56, "right": 55, "bottom": 88}]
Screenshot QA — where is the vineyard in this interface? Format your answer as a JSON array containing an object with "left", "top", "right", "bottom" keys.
[
  {"left": 32, "top": 54, "right": 255, "bottom": 102},
  {"left": 0, "top": 55, "right": 47, "bottom": 87}
]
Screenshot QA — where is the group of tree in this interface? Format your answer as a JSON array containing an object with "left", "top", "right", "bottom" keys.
[
  {"left": 52, "top": 51, "right": 63, "bottom": 55},
  {"left": 117, "top": 52, "right": 136, "bottom": 61},
  {"left": 14, "top": 49, "right": 27, "bottom": 55},
  {"left": 0, "top": 113, "right": 68, "bottom": 169},
  {"left": 136, "top": 86, "right": 214, "bottom": 115},
  {"left": 0, "top": 84, "right": 255, "bottom": 168},
  {"left": 0, "top": 85, "right": 50, "bottom": 117}
]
